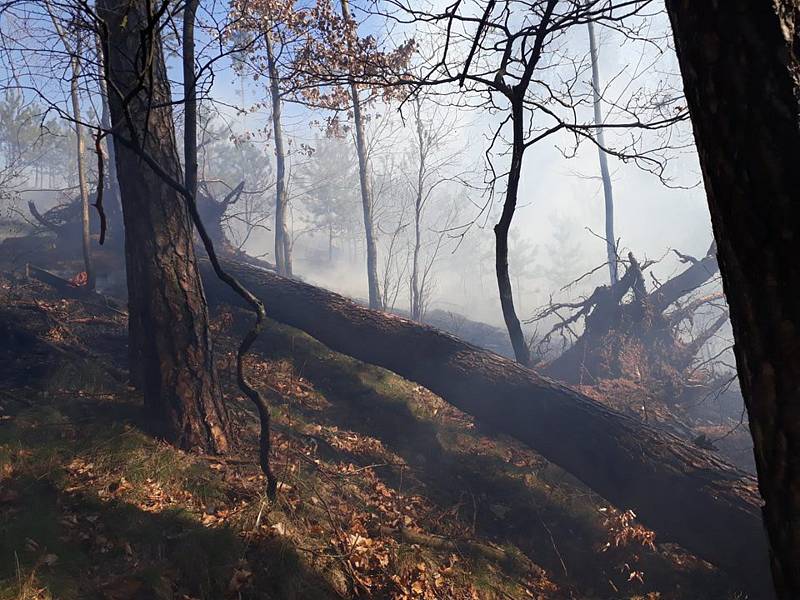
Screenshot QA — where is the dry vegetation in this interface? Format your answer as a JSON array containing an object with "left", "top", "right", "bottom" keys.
[{"left": 0, "top": 269, "right": 746, "bottom": 599}]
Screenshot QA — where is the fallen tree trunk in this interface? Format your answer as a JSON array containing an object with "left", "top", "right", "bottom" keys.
[
  {"left": 649, "top": 242, "right": 718, "bottom": 313},
  {"left": 203, "top": 259, "right": 770, "bottom": 595}
]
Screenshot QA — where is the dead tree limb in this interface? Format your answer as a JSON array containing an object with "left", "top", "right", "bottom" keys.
[
  {"left": 648, "top": 242, "right": 719, "bottom": 313},
  {"left": 27, "top": 202, "right": 61, "bottom": 234}
]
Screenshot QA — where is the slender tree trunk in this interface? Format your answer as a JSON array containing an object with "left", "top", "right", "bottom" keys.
[
  {"left": 587, "top": 19, "right": 617, "bottom": 285},
  {"left": 666, "top": 1, "right": 800, "bottom": 598},
  {"left": 265, "top": 32, "right": 291, "bottom": 277},
  {"left": 69, "top": 44, "right": 94, "bottom": 290},
  {"left": 411, "top": 99, "right": 424, "bottom": 321},
  {"left": 340, "top": 0, "right": 382, "bottom": 309},
  {"left": 43, "top": 4, "right": 92, "bottom": 278},
  {"left": 328, "top": 221, "right": 334, "bottom": 262},
  {"left": 183, "top": 0, "right": 199, "bottom": 199},
  {"left": 496, "top": 102, "right": 530, "bottom": 365},
  {"left": 98, "top": 0, "right": 229, "bottom": 453},
  {"left": 352, "top": 88, "right": 381, "bottom": 309},
  {"left": 411, "top": 205, "right": 421, "bottom": 320}
]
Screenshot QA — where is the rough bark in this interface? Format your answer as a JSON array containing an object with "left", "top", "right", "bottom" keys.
[
  {"left": 202, "top": 258, "right": 770, "bottom": 595},
  {"left": 666, "top": 1, "right": 800, "bottom": 597},
  {"left": 98, "top": 0, "right": 229, "bottom": 453},
  {"left": 265, "top": 31, "right": 291, "bottom": 277},
  {"left": 341, "top": 0, "right": 382, "bottom": 310}
]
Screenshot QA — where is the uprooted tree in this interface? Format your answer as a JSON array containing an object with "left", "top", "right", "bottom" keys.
[{"left": 533, "top": 243, "right": 727, "bottom": 401}]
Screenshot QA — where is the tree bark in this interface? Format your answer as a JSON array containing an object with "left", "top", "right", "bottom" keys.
[
  {"left": 265, "top": 31, "right": 291, "bottom": 277},
  {"left": 495, "top": 101, "right": 531, "bottom": 365},
  {"left": 587, "top": 18, "right": 617, "bottom": 285},
  {"left": 98, "top": 0, "right": 229, "bottom": 453},
  {"left": 341, "top": 0, "right": 382, "bottom": 310},
  {"left": 202, "top": 258, "right": 771, "bottom": 595},
  {"left": 666, "top": 1, "right": 800, "bottom": 597}
]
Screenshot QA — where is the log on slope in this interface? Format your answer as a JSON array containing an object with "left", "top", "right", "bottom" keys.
[{"left": 203, "top": 259, "right": 770, "bottom": 594}]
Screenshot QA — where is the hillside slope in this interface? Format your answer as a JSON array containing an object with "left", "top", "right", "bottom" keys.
[{"left": 0, "top": 271, "right": 748, "bottom": 599}]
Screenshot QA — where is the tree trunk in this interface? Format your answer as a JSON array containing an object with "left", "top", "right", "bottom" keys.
[
  {"left": 411, "top": 98, "right": 424, "bottom": 321},
  {"left": 328, "top": 221, "right": 334, "bottom": 262},
  {"left": 666, "top": 1, "right": 800, "bottom": 597},
  {"left": 340, "top": 0, "right": 382, "bottom": 310},
  {"left": 96, "top": 36, "right": 122, "bottom": 237},
  {"left": 65, "top": 31, "right": 94, "bottom": 290},
  {"left": 648, "top": 241, "right": 718, "bottom": 313},
  {"left": 496, "top": 101, "right": 531, "bottom": 365},
  {"left": 411, "top": 203, "right": 421, "bottom": 320},
  {"left": 202, "top": 258, "right": 770, "bottom": 596},
  {"left": 183, "top": 0, "right": 199, "bottom": 199},
  {"left": 98, "top": 0, "right": 229, "bottom": 453},
  {"left": 265, "top": 31, "right": 291, "bottom": 277},
  {"left": 587, "top": 19, "right": 617, "bottom": 285}
]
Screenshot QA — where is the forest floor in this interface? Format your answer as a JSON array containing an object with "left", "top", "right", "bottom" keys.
[{"left": 0, "top": 266, "right": 749, "bottom": 600}]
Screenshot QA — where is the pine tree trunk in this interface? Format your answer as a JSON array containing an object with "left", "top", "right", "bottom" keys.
[
  {"left": 666, "top": 1, "right": 800, "bottom": 597},
  {"left": 183, "top": 0, "right": 199, "bottom": 199},
  {"left": 202, "top": 257, "right": 771, "bottom": 596},
  {"left": 98, "top": 0, "right": 229, "bottom": 453}
]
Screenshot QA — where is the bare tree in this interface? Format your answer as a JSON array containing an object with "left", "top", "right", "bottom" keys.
[
  {"left": 378, "top": 0, "right": 688, "bottom": 365},
  {"left": 587, "top": 17, "right": 617, "bottom": 284},
  {"left": 341, "top": 0, "right": 382, "bottom": 308},
  {"left": 226, "top": 0, "right": 308, "bottom": 275},
  {"left": 408, "top": 95, "right": 466, "bottom": 320},
  {"left": 265, "top": 29, "right": 292, "bottom": 276}
]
